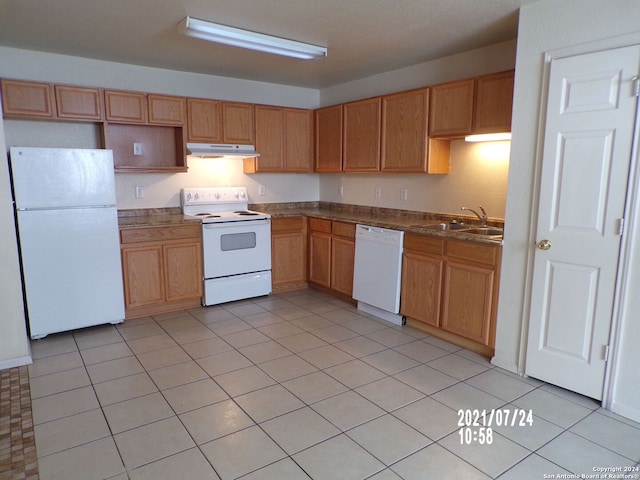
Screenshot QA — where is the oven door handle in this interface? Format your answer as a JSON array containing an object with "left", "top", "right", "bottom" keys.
[{"left": 203, "top": 219, "right": 271, "bottom": 229}]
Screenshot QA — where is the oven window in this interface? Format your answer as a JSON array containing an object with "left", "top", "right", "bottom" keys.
[{"left": 220, "top": 232, "right": 256, "bottom": 251}]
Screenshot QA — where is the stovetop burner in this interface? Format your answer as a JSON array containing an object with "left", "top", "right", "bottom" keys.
[{"left": 181, "top": 187, "right": 270, "bottom": 224}]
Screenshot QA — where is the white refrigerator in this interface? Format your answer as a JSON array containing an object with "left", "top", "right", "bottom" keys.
[{"left": 10, "top": 147, "right": 125, "bottom": 339}]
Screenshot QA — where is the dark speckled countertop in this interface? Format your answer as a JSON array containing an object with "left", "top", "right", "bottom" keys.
[
  {"left": 117, "top": 203, "right": 504, "bottom": 245},
  {"left": 254, "top": 202, "right": 504, "bottom": 246}
]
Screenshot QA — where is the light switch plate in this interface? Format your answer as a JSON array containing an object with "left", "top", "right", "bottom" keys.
[{"left": 400, "top": 188, "right": 408, "bottom": 201}]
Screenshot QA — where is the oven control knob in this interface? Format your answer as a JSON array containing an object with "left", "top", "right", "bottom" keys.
[
  {"left": 194, "top": 193, "right": 199, "bottom": 200},
  {"left": 214, "top": 193, "right": 221, "bottom": 199},
  {"left": 186, "top": 193, "right": 192, "bottom": 201}
]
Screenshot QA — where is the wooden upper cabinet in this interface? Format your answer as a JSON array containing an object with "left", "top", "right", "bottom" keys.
[
  {"left": 54, "top": 85, "right": 102, "bottom": 121},
  {"left": 148, "top": 94, "right": 186, "bottom": 126},
  {"left": 105, "top": 90, "right": 147, "bottom": 123},
  {"left": 343, "top": 97, "right": 381, "bottom": 172},
  {"left": 381, "top": 88, "right": 429, "bottom": 172},
  {"left": 253, "top": 105, "right": 284, "bottom": 172},
  {"left": 187, "top": 98, "right": 222, "bottom": 142},
  {"left": 473, "top": 70, "right": 514, "bottom": 134},
  {"left": 315, "top": 104, "right": 343, "bottom": 172},
  {"left": 1, "top": 79, "right": 55, "bottom": 118},
  {"left": 428, "top": 78, "right": 475, "bottom": 138},
  {"left": 247, "top": 105, "right": 312, "bottom": 173},
  {"left": 284, "top": 108, "right": 312, "bottom": 172},
  {"left": 222, "top": 102, "right": 254, "bottom": 144}
]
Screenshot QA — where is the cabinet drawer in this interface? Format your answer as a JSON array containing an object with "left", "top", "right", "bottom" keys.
[
  {"left": 404, "top": 233, "right": 444, "bottom": 256},
  {"left": 331, "top": 221, "right": 355, "bottom": 240},
  {"left": 121, "top": 224, "right": 201, "bottom": 244},
  {"left": 308, "top": 217, "right": 332, "bottom": 233},
  {"left": 445, "top": 239, "right": 499, "bottom": 266},
  {"left": 271, "top": 216, "right": 305, "bottom": 234}
]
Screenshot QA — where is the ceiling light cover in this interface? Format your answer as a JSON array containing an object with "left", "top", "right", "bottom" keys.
[
  {"left": 464, "top": 133, "right": 512, "bottom": 142},
  {"left": 178, "top": 16, "right": 327, "bottom": 60}
]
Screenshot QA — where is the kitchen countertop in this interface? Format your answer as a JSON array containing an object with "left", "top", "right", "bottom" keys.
[
  {"left": 254, "top": 203, "right": 504, "bottom": 245},
  {"left": 117, "top": 203, "right": 504, "bottom": 245},
  {"left": 118, "top": 213, "right": 201, "bottom": 229}
]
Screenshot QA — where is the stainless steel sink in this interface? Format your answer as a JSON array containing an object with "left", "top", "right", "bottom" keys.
[
  {"left": 416, "top": 222, "right": 468, "bottom": 231},
  {"left": 458, "top": 227, "right": 504, "bottom": 236}
]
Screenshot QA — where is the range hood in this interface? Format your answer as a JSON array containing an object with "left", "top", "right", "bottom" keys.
[{"left": 186, "top": 143, "right": 260, "bottom": 158}]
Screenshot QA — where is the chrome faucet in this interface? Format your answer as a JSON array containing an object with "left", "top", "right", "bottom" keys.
[{"left": 461, "top": 205, "right": 487, "bottom": 227}]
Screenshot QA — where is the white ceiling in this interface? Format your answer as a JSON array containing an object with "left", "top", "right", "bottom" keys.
[{"left": 0, "top": 0, "right": 536, "bottom": 89}]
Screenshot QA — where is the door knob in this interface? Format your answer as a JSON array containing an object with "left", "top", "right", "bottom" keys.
[{"left": 537, "top": 239, "right": 552, "bottom": 250}]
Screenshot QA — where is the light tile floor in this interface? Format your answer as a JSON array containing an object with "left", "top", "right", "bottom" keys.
[{"left": 28, "top": 289, "right": 640, "bottom": 480}]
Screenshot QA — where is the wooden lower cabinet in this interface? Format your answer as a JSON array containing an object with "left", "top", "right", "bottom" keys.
[
  {"left": 271, "top": 217, "right": 308, "bottom": 292},
  {"left": 120, "top": 224, "right": 202, "bottom": 318},
  {"left": 401, "top": 233, "right": 501, "bottom": 353},
  {"left": 308, "top": 220, "right": 332, "bottom": 288},
  {"left": 308, "top": 217, "right": 355, "bottom": 297}
]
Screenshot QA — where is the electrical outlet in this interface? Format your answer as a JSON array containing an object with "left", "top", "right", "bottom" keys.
[
  {"left": 400, "top": 188, "right": 408, "bottom": 201},
  {"left": 258, "top": 185, "right": 266, "bottom": 196},
  {"left": 135, "top": 186, "right": 144, "bottom": 199},
  {"left": 339, "top": 185, "right": 344, "bottom": 197},
  {"left": 375, "top": 187, "right": 382, "bottom": 199},
  {"left": 133, "top": 143, "right": 143, "bottom": 156}
]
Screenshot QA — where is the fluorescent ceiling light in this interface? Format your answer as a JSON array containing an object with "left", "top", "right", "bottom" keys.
[
  {"left": 178, "top": 16, "right": 327, "bottom": 60},
  {"left": 464, "top": 133, "right": 512, "bottom": 142}
]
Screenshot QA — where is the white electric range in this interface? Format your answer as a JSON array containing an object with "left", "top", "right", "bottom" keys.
[{"left": 181, "top": 187, "right": 271, "bottom": 306}]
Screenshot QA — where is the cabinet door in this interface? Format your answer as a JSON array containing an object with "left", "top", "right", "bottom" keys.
[
  {"left": 55, "top": 85, "right": 102, "bottom": 121},
  {"left": 381, "top": 89, "right": 429, "bottom": 172},
  {"left": 429, "top": 79, "right": 475, "bottom": 138},
  {"left": 473, "top": 70, "right": 514, "bottom": 134},
  {"left": 441, "top": 260, "right": 494, "bottom": 345},
  {"left": 121, "top": 245, "right": 165, "bottom": 308},
  {"left": 148, "top": 94, "right": 186, "bottom": 125},
  {"left": 187, "top": 98, "right": 223, "bottom": 143},
  {"left": 271, "top": 217, "right": 307, "bottom": 289},
  {"left": 284, "top": 108, "right": 313, "bottom": 172},
  {"left": 1, "top": 79, "right": 54, "bottom": 118},
  {"left": 400, "top": 252, "right": 442, "bottom": 327},
  {"left": 343, "top": 97, "right": 381, "bottom": 172},
  {"left": 315, "top": 105, "right": 343, "bottom": 172},
  {"left": 105, "top": 90, "right": 147, "bottom": 123},
  {"left": 164, "top": 242, "right": 202, "bottom": 301},
  {"left": 331, "top": 237, "right": 355, "bottom": 296},
  {"left": 254, "top": 105, "right": 284, "bottom": 172},
  {"left": 222, "top": 102, "right": 254, "bottom": 144},
  {"left": 309, "top": 231, "right": 332, "bottom": 287}
]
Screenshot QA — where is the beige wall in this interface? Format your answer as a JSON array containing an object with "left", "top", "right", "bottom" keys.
[{"left": 495, "top": 0, "right": 640, "bottom": 421}]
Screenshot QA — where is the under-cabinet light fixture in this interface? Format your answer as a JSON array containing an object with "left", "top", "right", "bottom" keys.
[
  {"left": 464, "top": 133, "right": 512, "bottom": 142},
  {"left": 178, "top": 16, "right": 327, "bottom": 60}
]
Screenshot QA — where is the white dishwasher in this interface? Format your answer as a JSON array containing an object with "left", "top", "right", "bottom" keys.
[{"left": 352, "top": 224, "right": 405, "bottom": 325}]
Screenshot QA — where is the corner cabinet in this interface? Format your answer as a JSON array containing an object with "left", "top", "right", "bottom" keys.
[
  {"left": 271, "top": 217, "right": 308, "bottom": 292},
  {"left": 120, "top": 224, "right": 203, "bottom": 318}
]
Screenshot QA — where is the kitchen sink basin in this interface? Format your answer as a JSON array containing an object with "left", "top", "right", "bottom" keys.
[
  {"left": 459, "top": 227, "right": 504, "bottom": 236},
  {"left": 416, "top": 222, "right": 468, "bottom": 231}
]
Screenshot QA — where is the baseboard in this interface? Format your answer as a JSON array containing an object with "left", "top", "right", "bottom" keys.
[
  {"left": 490, "top": 355, "right": 519, "bottom": 374},
  {"left": 0, "top": 355, "right": 33, "bottom": 370},
  {"left": 609, "top": 401, "right": 640, "bottom": 424}
]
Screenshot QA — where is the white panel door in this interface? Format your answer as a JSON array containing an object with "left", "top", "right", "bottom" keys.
[{"left": 526, "top": 45, "right": 640, "bottom": 400}]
